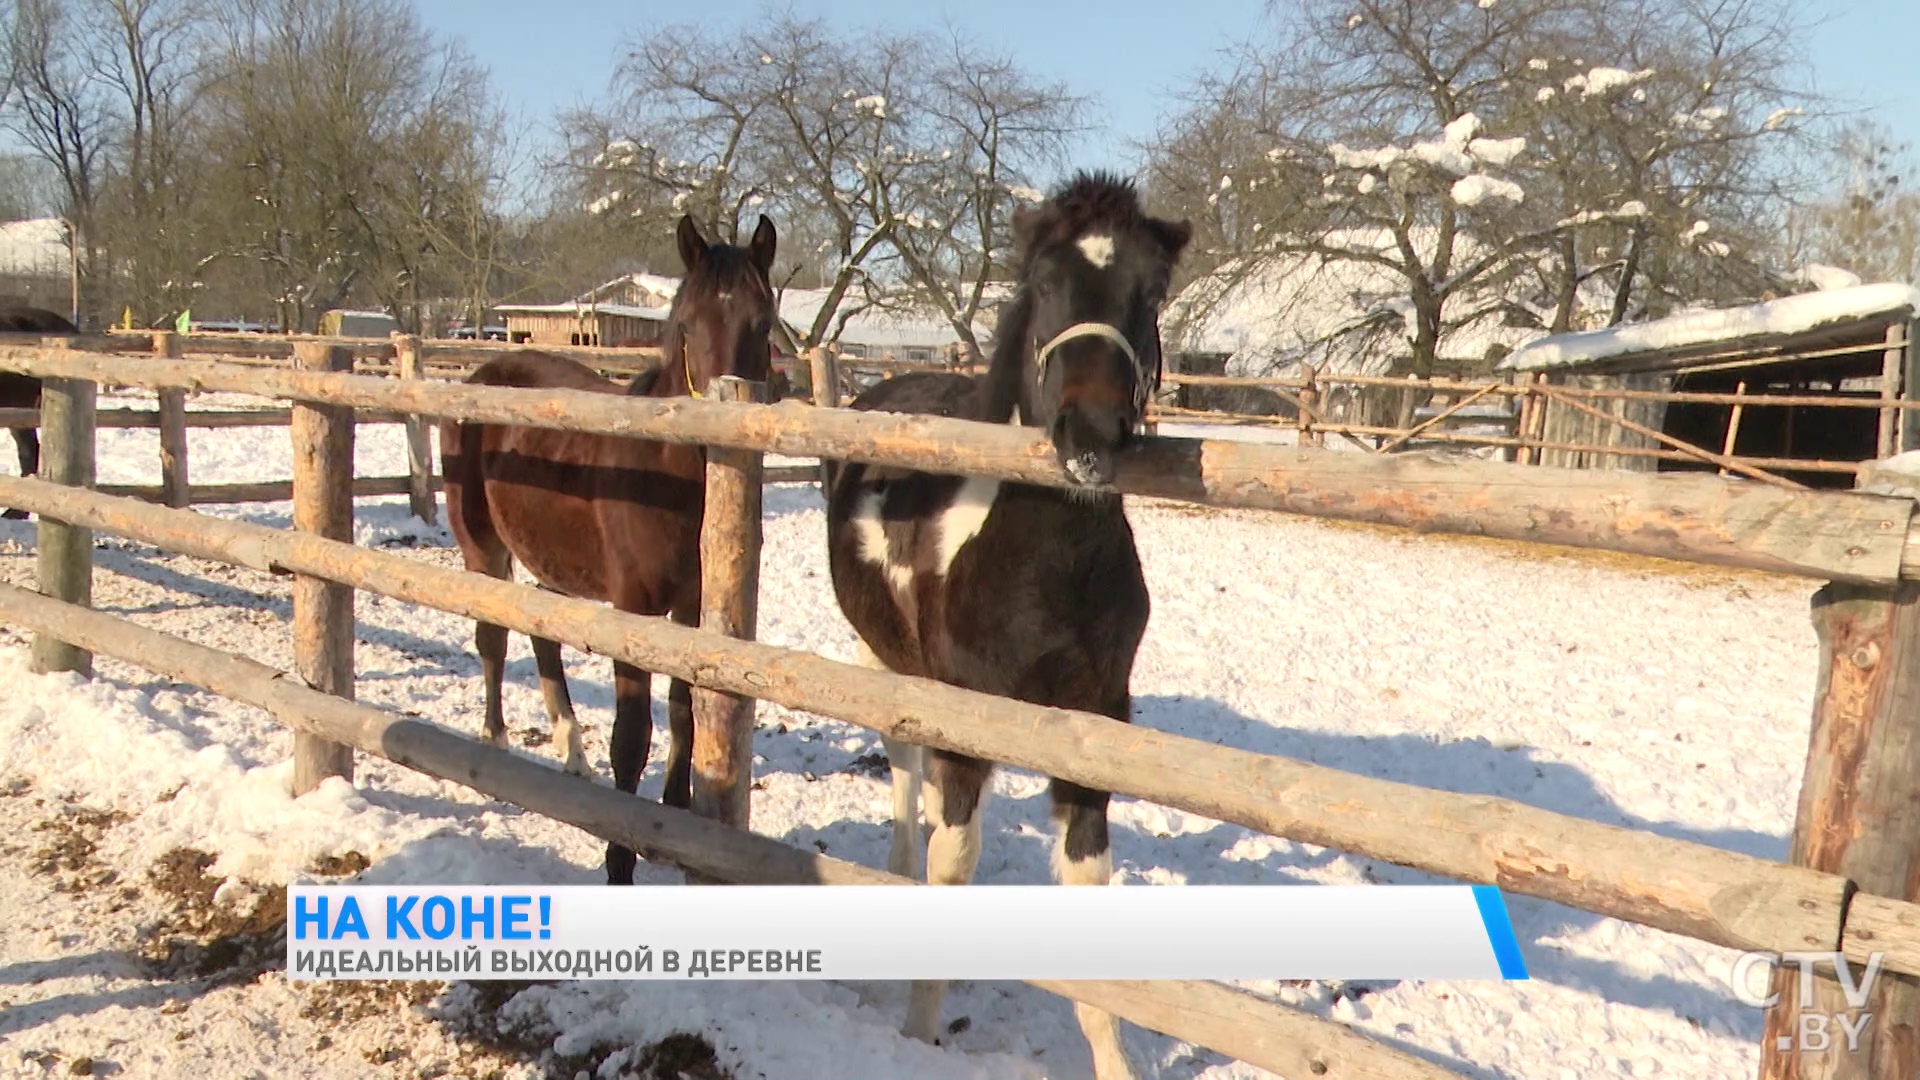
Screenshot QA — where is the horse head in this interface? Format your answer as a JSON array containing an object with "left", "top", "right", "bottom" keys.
[
  {"left": 662, "top": 214, "right": 779, "bottom": 399},
  {"left": 998, "top": 172, "right": 1191, "bottom": 487}
]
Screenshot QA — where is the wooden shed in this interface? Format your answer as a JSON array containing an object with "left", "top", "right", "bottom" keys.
[
  {"left": 495, "top": 302, "right": 669, "bottom": 348},
  {"left": 1496, "top": 282, "right": 1920, "bottom": 488}
]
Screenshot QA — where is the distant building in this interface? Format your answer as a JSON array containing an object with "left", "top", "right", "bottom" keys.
[
  {"left": 1496, "top": 276, "right": 1920, "bottom": 486},
  {"left": 319, "top": 309, "right": 400, "bottom": 338}
]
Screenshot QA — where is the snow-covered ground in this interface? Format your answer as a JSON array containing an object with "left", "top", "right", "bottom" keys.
[{"left": 0, "top": 390, "right": 1822, "bottom": 1079}]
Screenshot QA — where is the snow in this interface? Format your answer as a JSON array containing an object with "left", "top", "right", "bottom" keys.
[
  {"left": 1565, "top": 67, "right": 1655, "bottom": 99},
  {"left": 0, "top": 388, "right": 1843, "bottom": 1079},
  {"left": 1763, "top": 108, "right": 1803, "bottom": 131},
  {"left": 1467, "top": 136, "right": 1527, "bottom": 167},
  {"left": 1499, "top": 282, "right": 1920, "bottom": 372},
  {"left": 1798, "top": 264, "right": 1863, "bottom": 292},
  {"left": 1450, "top": 175, "right": 1525, "bottom": 207},
  {"left": 777, "top": 287, "right": 984, "bottom": 351},
  {"left": 1165, "top": 229, "right": 1545, "bottom": 379}
]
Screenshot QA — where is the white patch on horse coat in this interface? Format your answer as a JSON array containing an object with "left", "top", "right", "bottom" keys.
[
  {"left": 851, "top": 489, "right": 913, "bottom": 595},
  {"left": 1077, "top": 233, "right": 1116, "bottom": 268},
  {"left": 933, "top": 476, "right": 999, "bottom": 576}
]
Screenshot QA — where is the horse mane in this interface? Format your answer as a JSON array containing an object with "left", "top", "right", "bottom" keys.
[{"left": 633, "top": 240, "right": 773, "bottom": 398}]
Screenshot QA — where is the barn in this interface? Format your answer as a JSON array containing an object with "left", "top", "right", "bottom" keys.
[
  {"left": 494, "top": 300, "right": 670, "bottom": 347},
  {"left": 1495, "top": 280, "right": 1920, "bottom": 487}
]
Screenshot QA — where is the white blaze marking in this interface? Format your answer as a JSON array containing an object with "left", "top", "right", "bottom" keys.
[
  {"left": 933, "top": 476, "right": 999, "bottom": 576},
  {"left": 851, "top": 488, "right": 913, "bottom": 594},
  {"left": 1077, "top": 233, "right": 1115, "bottom": 268}
]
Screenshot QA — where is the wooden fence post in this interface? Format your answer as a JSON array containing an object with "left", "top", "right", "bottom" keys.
[
  {"left": 393, "top": 333, "right": 437, "bottom": 525},
  {"left": 290, "top": 341, "right": 356, "bottom": 796},
  {"left": 29, "top": 341, "right": 94, "bottom": 677},
  {"left": 1880, "top": 324, "right": 1904, "bottom": 461},
  {"left": 808, "top": 345, "right": 838, "bottom": 410},
  {"left": 152, "top": 331, "right": 188, "bottom": 508},
  {"left": 1297, "top": 364, "right": 1321, "bottom": 448},
  {"left": 689, "top": 375, "right": 765, "bottom": 839},
  {"left": 1758, "top": 461, "right": 1920, "bottom": 1080},
  {"left": 808, "top": 346, "right": 839, "bottom": 489}
]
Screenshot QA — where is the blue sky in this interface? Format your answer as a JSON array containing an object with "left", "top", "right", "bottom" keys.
[{"left": 418, "top": 0, "right": 1920, "bottom": 180}]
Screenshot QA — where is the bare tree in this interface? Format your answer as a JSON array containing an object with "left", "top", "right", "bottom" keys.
[
  {"left": 876, "top": 34, "right": 1086, "bottom": 358},
  {"left": 4, "top": 0, "right": 114, "bottom": 321},
  {"left": 86, "top": 0, "right": 209, "bottom": 325},
  {"left": 1787, "top": 120, "right": 1920, "bottom": 287},
  {"left": 195, "top": 0, "right": 500, "bottom": 332},
  {"left": 1146, "top": 0, "right": 1819, "bottom": 387}
]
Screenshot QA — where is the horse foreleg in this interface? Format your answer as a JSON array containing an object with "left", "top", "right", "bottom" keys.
[
  {"left": 856, "top": 638, "right": 922, "bottom": 880},
  {"left": 475, "top": 621, "right": 510, "bottom": 749},
  {"left": 904, "top": 750, "right": 991, "bottom": 1045},
  {"left": 1052, "top": 776, "right": 1139, "bottom": 1080},
  {"left": 531, "top": 635, "right": 585, "bottom": 776},
  {"left": 663, "top": 677, "right": 693, "bottom": 810},
  {"left": 605, "top": 659, "right": 654, "bottom": 886},
  {"left": 662, "top": 598, "right": 698, "bottom": 810},
  {"left": 2, "top": 428, "right": 36, "bottom": 519}
]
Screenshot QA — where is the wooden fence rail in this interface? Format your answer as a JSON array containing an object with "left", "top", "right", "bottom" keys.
[
  {"left": 5, "top": 337, "right": 1920, "bottom": 1078},
  {"left": 0, "top": 470, "right": 1907, "bottom": 972},
  {"left": 0, "top": 579, "right": 1465, "bottom": 1080},
  {"left": 0, "top": 346, "right": 1911, "bottom": 585}
]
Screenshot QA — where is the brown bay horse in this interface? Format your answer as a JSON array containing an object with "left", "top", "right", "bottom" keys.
[
  {"left": 823, "top": 173, "right": 1191, "bottom": 1079},
  {"left": 440, "top": 214, "right": 779, "bottom": 885},
  {"left": 0, "top": 307, "right": 78, "bottom": 519}
]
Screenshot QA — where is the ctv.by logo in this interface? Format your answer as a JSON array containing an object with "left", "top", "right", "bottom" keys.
[{"left": 1731, "top": 951, "right": 1886, "bottom": 1054}]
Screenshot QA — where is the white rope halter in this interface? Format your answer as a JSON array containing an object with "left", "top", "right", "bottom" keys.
[{"left": 1031, "top": 321, "right": 1153, "bottom": 414}]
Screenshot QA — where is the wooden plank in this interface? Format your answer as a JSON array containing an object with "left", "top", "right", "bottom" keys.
[
  {"left": 1763, "top": 463, "right": 1920, "bottom": 1078},
  {"left": 1844, "top": 893, "right": 1920, "bottom": 977},
  {"left": 0, "top": 406, "right": 412, "bottom": 429},
  {"left": 0, "top": 472, "right": 1865, "bottom": 965},
  {"left": 1534, "top": 382, "right": 1803, "bottom": 489},
  {"left": 393, "top": 333, "right": 437, "bottom": 524},
  {"left": 0, "top": 348, "right": 1909, "bottom": 584},
  {"left": 28, "top": 364, "right": 94, "bottom": 677},
  {"left": 0, "top": 579, "right": 1471, "bottom": 1080},
  {"left": 1720, "top": 380, "right": 1749, "bottom": 477},
  {"left": 691, "top": 377, "right": 766, "bottom": 834},
  {"left": 153, "top": 331, "right": 189, "bottom": 508},
  {"left": 1881, "top": 324, "right": 1905, "bottom": 460},
  {"left": 98, "top": 474, "right": 434, "bottom": 505},
  {"left": 1904, "top": 319, "right": 1920, "bottom": 454},
  {"left": 290, "top": 341, "right": 356, "bottom": 796}
]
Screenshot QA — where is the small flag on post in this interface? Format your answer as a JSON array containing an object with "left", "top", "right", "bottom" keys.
[
  {"left": 120, "top": 306, "right": 133, "bottom": 330},
  {"left": 174, "top": 309, "right": 190, "bottom": 334}
]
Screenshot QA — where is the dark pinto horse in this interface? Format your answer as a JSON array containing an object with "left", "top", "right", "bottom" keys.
[
  {"left": 0, "top": 307, "right": 78, "bottom": 519},
  {"left": 823, "top": 172, "right": 1190, "bottom": 1080},
  {"left": 440, "top": 214, "right": 779, "bottom": 885}
]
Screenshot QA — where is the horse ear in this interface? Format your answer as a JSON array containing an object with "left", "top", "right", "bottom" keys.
[
  {"left": 676, "top": 215, "right": 709, "bottom": 271},
  {"left": 749, "top": 214, "right": 777, "bottom": 275},
  {"left": 1152, "top": 217, "right": 1194, "bottom": 261}
]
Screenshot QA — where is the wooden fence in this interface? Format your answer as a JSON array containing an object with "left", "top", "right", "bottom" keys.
[
  {"left": 3, "top": 333, "right": 1920, "bottom": 1078},
  {"left": 1150, "top": 369, "right": 1920, "bottom": 491}
]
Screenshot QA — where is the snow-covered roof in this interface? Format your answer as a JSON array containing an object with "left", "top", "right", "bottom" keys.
[
  {"left": 778, "top": 287, "right": 984, "bottom": 350},
  {"left": 1164, "top": 231, "right": 1545, "bottom": 378},
  {"left": 0, "top": 218, "right": 70, "bottom": 277},
  {"left": 1497, "top": 281, "right": 1920, "bottom": 373},
  {"left": 584, "top": 272, "right": 680, "bottom": 306},
  {"left": 495, "top": 301, "right": 671, "bottom": 321}
]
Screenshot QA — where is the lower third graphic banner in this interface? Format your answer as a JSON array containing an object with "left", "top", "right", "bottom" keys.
[{"left": 286, "top": 884, "right": 1529, "bottom": 982}]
